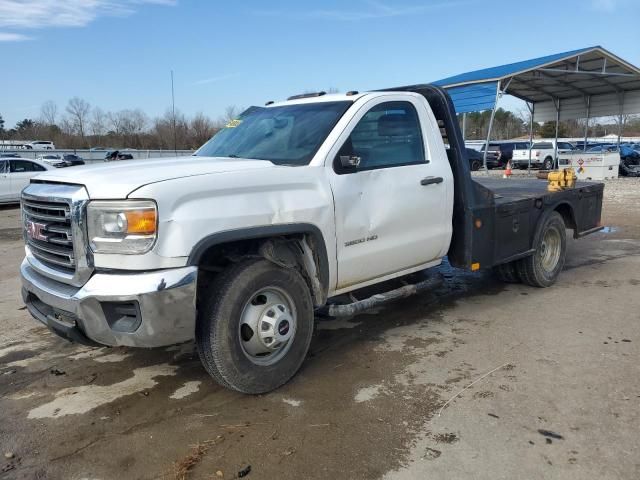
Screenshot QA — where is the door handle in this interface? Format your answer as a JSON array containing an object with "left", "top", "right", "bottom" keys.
[{"left": 420, "top": 176, "right": 443, "bottom": 186}]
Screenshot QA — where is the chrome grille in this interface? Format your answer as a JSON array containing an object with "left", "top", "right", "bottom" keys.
[
  {"left": 22, "top": 182, "right": 93, "bottom": 287},
  {"left": 23, "top": 199, "right": 75, "bottom": 271}
]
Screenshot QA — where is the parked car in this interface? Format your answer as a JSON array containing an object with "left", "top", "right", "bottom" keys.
[
  {"left": 512, "top": 141, "right": 575, "bottom": 170},
  {"left": 0, "top": 158, "right": 51, "bottom": 203},
  {"left": 19, "top": 85, "right": 604, "bottom": 394},
  {"left": 0, "top": 152, "right": 21, "bottom": 158},
  {"left": 619, "top": 146, "right": 640, "bottom": 177},
  {"left": 62, "top": 154, "right": 85, "bottom": 167},
  {"left": 586, "top": 145, "right": 617, "bottom": 153},
  {"left": 28, "top": 141, "right": 55, "bottom": 150},
  {"left": 574, "top": 141, "right": 612, "bottom": 151},
  {"left": 465, "top": 147, "right": 497, "bottom": 171},
  {"left": 105, "top": 150, "right": 134, "bottom": 161},
  {"left": 37, "top": 154, "right": 66, "bottom": 168},
  {"left": 479, "top": 141, "right": 530, "bottom": 168}
]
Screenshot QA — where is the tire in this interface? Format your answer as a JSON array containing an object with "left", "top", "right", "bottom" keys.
[
  {"left": 493, "top": 261, "right": 521, "bottom": 283},
  {"left": 470, "top": 160, "right": 481, "bottom": 171},
  {"left": 516, "top": 211, "right": 566, "bottom": 288},
  {"left": 196, "top": 258, "right": 314, "bottom": 394},
  {"left": 543, "top": 157, "right": 554, "bottom": 170}
]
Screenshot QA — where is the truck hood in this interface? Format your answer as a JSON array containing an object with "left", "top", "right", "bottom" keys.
[{"left": 33, "top": 156, "right": 276, "bottom": 198}]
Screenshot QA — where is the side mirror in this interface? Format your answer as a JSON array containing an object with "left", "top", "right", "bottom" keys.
[{"left": 339, "top": 155, "right": 361, "bottom": 169}]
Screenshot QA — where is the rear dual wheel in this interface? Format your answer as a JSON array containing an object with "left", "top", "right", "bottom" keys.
[
  {"left": 517, "top": 212, "right": 566, "bottom": 287},
  {"left": 494, "top": 211, "right": 567, "bottom": 288}
]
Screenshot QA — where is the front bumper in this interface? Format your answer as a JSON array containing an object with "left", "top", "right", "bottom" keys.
[{"left": 20, "top": 259, "right": 197, "bottom": 347}]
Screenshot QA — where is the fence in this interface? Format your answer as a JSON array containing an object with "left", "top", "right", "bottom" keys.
[{"left": 4, "top": 149, "right": 195, "bottom": 164}]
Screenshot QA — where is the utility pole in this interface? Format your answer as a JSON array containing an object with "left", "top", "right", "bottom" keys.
[{"left": 171, "top": 70, "right": 177, "bottom": 155}]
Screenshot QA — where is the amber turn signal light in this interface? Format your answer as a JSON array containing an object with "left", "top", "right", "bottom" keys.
[{"left": 125, "top": 210, "right": 157, "bottom": 235}]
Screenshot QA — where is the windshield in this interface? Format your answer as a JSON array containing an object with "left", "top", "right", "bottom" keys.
[{"left": 195, "top": 101, "right": 352, "bottom": 165}]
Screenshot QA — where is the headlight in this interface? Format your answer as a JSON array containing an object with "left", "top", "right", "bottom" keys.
[{"left": 87, "top": 200, "right": 157, "bottom": 254}]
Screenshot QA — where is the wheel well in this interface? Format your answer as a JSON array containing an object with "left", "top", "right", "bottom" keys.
[
  {"left": 192, "top": 229, "right": 329, "bottom": 307},
  {"left": 554, "top": 203, "right": 577, "bottom": 232}
]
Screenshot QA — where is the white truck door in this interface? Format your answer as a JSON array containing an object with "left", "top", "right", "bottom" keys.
[{"left": 328, "top": 96, "right": 452, "bottom": 291}]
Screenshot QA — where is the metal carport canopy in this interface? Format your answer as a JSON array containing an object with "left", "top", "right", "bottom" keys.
[
  {"left": 432, "top": 46, "right": 640, "bottom": 121},
  {"left": 429, "top": 46, "right": 640, "bottom": 169}
]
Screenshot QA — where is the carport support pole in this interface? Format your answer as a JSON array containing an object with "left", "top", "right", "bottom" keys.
[
  {"left": 583, "top": 95, "right": 591, "bottom": 151},
  {"left": 527, "top": 102, "right": 534, "bottom": 173},
  {"left": 462, "top": 113, "right": 467, "bottom": 141},
  {"left": 553, "top": 98, "right": 560, "bottom": 169},
  {"left": 482, "top": 82, "right": 501, "bottom": 173},
  {"left": 617, "top": 91, "right": 625, "bottom": 148}
]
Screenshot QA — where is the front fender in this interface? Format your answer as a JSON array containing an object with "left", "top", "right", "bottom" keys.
[{"left": 187, "top": 223, "right": 330, "bottom": 297}]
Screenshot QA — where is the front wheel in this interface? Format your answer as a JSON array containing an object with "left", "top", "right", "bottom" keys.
[
  {"left": 517, "top": 211, "right": 567, "bottom": 287},
  {"left": 543, "top": 157, "right": 554, "bottom": 170},
  {"left": 470, "top": 160, "right": 482, "bottom": 171},
  {"left": 197, "top": 258, "right": 314, "bottom": 394}
]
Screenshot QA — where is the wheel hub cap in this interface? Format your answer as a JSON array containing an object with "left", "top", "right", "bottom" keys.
[
  {"left": 239, "top": 287, "right": 297, "bottom": 366},
  {"left": 540, "top": 228, "right": 561, "bottom": 272}
]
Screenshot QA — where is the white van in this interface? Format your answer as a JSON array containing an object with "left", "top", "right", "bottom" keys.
[{"left": 27, "top": 141, "right": 55, "bottom": 150}]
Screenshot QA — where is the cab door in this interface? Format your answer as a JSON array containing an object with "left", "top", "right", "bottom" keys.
[{"left": 328, "top": 96, "right": 453, "bottom": 291}]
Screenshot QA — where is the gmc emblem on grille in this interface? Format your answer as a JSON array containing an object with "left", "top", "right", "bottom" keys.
[{"left": 26, "top": 220, "right": 48, "bottom": 242}]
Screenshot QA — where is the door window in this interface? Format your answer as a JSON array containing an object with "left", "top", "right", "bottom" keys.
[
  {"left": 0, "top": 161, "right": 7, "bottom": 173},
  {"left": 10, "top": 160, "right": 46, "bottom": 173},
  {"left": 337, "top": 101, "right": 425, "bottom": 171}
]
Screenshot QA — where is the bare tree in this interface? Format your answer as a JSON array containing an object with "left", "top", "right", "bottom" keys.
[
  {"left": 154, "top": 109, "right": 189, "bottom": 149},
  {"left": 129, "top": 109, "right": 148, "bottom": 135},
  {"left": 191, "top": 112, "right": 216, "bottom": 146},
  {"left": 90, "top": 107, "right": 108, "bottom": 140},
  {"left": 59, "top": 117, "right": 75, "bottom": 137},
  {"left": 40, "top": 100, "right": 58, "bottom": 126},
  {"left": 613, "top": 113, "right": 637, "bottom": 134},
  {"left": 107, "top": 110, "right": 125, "bottom": 135},
  {"left": 66, "top": 97, "right": 91, "bottom": 140}
]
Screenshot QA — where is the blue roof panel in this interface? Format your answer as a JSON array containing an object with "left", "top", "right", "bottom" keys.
[
  {"left": 447, "top": 82, "right": 499, "bottom": 113},
  {"left": 433, "top": 46, "right": 599, "bottom": 87}
]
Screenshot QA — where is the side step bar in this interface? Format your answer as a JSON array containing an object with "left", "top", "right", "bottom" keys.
[{"left": 318, "top": 275, "right": 443, "bottom": 317}]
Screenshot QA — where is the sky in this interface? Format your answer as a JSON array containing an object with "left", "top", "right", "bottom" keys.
[{"left": 1, "top": 0, "right": 639, "bottom": 128}]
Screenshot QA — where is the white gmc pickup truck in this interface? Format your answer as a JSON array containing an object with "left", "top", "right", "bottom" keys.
[
  {"left": 512, "top": 140, "right": 576, "bottom": 170},
  {"left": 20, "top": 86, "right": 604, "bottom": 393}
]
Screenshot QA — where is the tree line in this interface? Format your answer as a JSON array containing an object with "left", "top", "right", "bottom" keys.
[
  {"left": 0, "top": 99, "right": 244, "bottom": 150},
  {"left": 1, "top": 99, "right": 639, "bottom": 151}
]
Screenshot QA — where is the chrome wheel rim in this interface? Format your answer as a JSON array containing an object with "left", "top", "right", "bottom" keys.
[
  {"left": 540, "top": 227, "right": 562, "bottom": 273},
  {"left": 239, "top": 287, "right": 297, "bottom": 366}
]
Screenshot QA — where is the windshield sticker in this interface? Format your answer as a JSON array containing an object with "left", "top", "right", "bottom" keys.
[{"left": 225, "top": 119, "right": 242, "bottom": 128}]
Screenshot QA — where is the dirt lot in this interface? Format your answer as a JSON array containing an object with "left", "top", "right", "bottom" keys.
[{"left": 1, "top": 176, "right": 640, "bottom": 480}]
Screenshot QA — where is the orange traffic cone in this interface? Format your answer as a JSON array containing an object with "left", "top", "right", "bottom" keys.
[{"left": 503, "top": 160, "right": 512, "bottom": 178}]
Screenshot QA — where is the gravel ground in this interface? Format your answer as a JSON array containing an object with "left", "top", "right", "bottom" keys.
[{"left": 1, "top": 176, "right": 639, "bottom": 480}]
